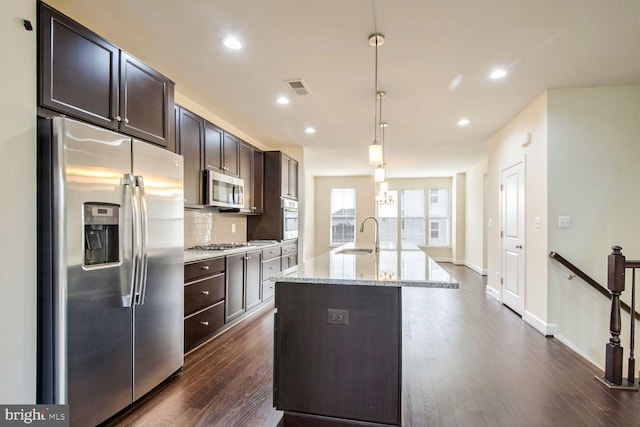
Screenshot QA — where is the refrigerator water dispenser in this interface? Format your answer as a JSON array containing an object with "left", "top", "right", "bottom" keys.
[{"left": 84, "top": 203, "right": 119, "bottom": 266}]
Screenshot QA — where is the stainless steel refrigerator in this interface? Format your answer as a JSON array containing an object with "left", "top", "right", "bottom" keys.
[{"left": 37, "top": 117, "right": 184, "bottom": 426}]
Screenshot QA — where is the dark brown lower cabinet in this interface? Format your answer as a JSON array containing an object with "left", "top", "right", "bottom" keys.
[
  {"left": 225, "top": 249, "right": 262, "bottom": 323},
  {"left": 225, "top": 253, "right": 246, "bottom": 322},
  {"left": 274, "top": 282, "right": 402, "bottom": 426},
  {"left": 245, "top": 250, "right": 262, "bottom": 310},
  {"left": 184, "top": 257, "right": 225, "bottom": 352}
]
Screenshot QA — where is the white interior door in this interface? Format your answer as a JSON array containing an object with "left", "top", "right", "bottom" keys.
[{"left": 501, "top": 161, "right": 525, "bottom": 315}]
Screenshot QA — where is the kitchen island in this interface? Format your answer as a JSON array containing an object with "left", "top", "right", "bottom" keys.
[{"left": 271, "top": 244, "right": 458, "bottom": 427}]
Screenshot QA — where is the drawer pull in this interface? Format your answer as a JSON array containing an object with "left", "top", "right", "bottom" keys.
[
  {"left": 245, "top": 256, "right": 252, "bottom": 260},
  {"left": 201, "top": 265, "right": 210, "bottom": 270},
  {"left": 200, "top": 321, "right": 209, "bottom": 326},
  {"left": 200, "top": 290, "right": 210, "bottom": 295}
]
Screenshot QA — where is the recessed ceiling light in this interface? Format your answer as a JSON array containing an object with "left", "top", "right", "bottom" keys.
[
  {"left": 276, "top": 96, "right": 290, "bottom": 105},
  {"left": 304, "top": 127, "right": 316, "bottom": 134},
  {"left": 222, "top": 37, "right": 242, "bottom": 50},
  {"left": 457, "top": 118, "right": 470, "bottom": 126},
  {"left": 490, "top": 68, "right": 507, "bottom": 79}
]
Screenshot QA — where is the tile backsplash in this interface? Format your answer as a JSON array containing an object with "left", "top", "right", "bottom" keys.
[{"left": 184, "top": 210, "right": 247, "bottom": 248}]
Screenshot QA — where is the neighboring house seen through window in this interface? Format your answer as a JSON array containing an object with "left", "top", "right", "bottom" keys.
[
  {"left": 429, "top": 188, "right": 450, "bottom": 246},
  {"left": 330, "top": 188, "right": 356, "bottom": 245}
]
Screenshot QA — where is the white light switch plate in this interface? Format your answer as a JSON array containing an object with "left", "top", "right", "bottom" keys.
[
  {"left": 558, "top": 216, "right": 571, "bottom": 228},
  {"left": 231, "top": 223, "right": 236, "bottom": 233}
]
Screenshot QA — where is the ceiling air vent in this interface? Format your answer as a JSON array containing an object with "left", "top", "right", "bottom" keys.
[{"left": 285, "top": 79, "right": 312, "bottom": 96}]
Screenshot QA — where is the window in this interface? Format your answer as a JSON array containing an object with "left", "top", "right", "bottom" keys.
[
  {"left": 330, "top": 188, "right": 356, "bottom": 245},
  {"left": 378, "top": 191, "right": 398, "bottom": 250},
  {"left": 428, "top": 188, "right": 450, "bottom": 246},
  {"left": 401, "top": 189, "right": 425, "bottom": 247}
]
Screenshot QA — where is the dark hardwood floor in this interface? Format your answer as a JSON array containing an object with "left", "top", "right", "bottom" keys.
[{"left": 106, "top": 264, "right": 640, "bottom": 427}]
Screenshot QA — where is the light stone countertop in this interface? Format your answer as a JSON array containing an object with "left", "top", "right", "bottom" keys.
[
  {"left": 270, "top": 243, "right": 459, "bottom": 288},
  {"left": 184, "top": 241, "right": 281, "bottom": 263}
]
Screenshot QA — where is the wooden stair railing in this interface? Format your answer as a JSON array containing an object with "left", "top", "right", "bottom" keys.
[
  {"left": 549, "top": 248, "right": 640, "bottom": 389},
  {"left": 549, "top": 251, "right": 640, "bottom": 321}
]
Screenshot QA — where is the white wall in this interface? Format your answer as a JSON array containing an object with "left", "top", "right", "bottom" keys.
[
  {"left": 547, "top": 86, "right": 640, "bottom": 367},
  {"left": 487, "top": 92, "right": 550, "bottom": 331},
  {"left": 465, "top": 159, "right": 488, "bottom": 275},
  {"left": 452, "top": 173, "right": 466, "bottom": 264},
  {"left": 0, "top": 0, "right": 37, "bottom": 403}
]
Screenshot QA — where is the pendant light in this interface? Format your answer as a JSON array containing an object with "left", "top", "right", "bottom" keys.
[{"left": 368, "top": 33, "right": 384, "bottom": 165}]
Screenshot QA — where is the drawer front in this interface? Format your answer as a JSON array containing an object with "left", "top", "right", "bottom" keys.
[
  {"left": 185, "top": 257, "right": 225, "bottom": 282},
  {"left": 184, "top": 273, "right": 225, "bottom": 316},
  {"left": 262, "top": 246, "right": 281, "bottom": 261},
  {"left": 184, "top": 302, "right": 224, "bottom": 351},
  {"left": 262, "top": 280, "right": 275, "bottom": 301},
  {"left": 281, "top": 242, "right": 297, "bottom": 256},
  {"left": 262, "top": 257, "right": 282, "bottom": 282},
  {"left": 283, "top": 254, "right": 298, "bottom": 269}
]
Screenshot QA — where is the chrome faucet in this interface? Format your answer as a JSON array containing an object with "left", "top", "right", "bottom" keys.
[{"left": 359, "top": 216, "right": 380, "bottom": 253}]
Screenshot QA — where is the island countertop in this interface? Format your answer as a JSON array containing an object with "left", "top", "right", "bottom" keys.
[{"left": 271, "top": 243, "right": 459, "bottom": 288}]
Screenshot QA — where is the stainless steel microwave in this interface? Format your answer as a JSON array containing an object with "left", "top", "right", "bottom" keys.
[{"left": 204, "top": 169, "right": 244, "bottom": 209}]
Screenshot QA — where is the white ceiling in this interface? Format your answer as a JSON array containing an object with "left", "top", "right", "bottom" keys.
[{"left": 50, "top": 0, "right": 640, "bottom": 178}]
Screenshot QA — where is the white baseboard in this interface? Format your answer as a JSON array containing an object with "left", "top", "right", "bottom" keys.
[
  {"left": 452, "top": 258, "right": 464, "bottom": 265},
  {"left": 485, "top": 285, "right": 501, "bottom": 302},
  {"left": 430, "top": 257, "right": 452, "bottom": 263},
  {"left": 523, "top": 311, "right": 557, "bottom": 337},
  {"left": 464, "top": 261, "right": 487, "bottom": 276},
  {"left": 554, "top": 333, "right": 604, "bottom": 371}
]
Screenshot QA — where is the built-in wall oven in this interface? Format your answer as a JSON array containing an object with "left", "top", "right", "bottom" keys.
[{"left": 282, "top": 198, "right": 298, "bottom": 240}]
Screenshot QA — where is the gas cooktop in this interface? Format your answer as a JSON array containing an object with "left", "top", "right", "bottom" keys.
[{"left": 189, "top": 242, "right": 251, "bottom": 251}]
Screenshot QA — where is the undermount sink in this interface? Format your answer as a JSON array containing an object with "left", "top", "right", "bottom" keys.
[{"left": 336, "top": 248, "right": 374, "bottom": 255}]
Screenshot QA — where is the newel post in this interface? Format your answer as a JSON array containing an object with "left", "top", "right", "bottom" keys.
[{"left": 605, "top": 246, "right": 626, "bottom": 385}]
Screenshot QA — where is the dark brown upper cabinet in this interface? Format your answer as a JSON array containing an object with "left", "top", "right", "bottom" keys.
[
  {"left": 239, "top": 142, "right": 265, "bottom": 214},
  {"left": 281, "top": 153, "right": 299, "bottom": 200},
  {"left": 204, "top": 122, "right": 223, "bottom": 172},
  {"left": 38, "top": 3, "right": 175, "bottom": 150},
  {"left": 177, "top": 106, "right": 204, "bottom": 205},
  {"left": 204, "top": 123, "right": 239, "bottom": 177},
  {"left": 222, "top": 133, "right": 240, "bottom": 177}
]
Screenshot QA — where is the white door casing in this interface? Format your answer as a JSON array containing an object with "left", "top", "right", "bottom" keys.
[{"left": 501, "top": 161, "right": 525, "bottom": 315}]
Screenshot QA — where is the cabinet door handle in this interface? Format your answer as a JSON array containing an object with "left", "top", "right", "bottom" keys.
[
  {"left": 124, "top": 118, "right": 129, "bottom": 124},
  {"left": 251, "top": 206, "right": 257, "bottom": 210},
  {"left": 245, "top": 256, "right": 252, "bottom": 260},
  {"left": 113, "top": 115, "right": 122, "bottom": 122},
  {"left": 201, "top": 265, "right": 210, "bottom": 270},
  {"left": 200, "top": 321, "right": 209, "bottom": 326},
  {"left": 200, "top": 290, "right": 210, "bottom": 295}
]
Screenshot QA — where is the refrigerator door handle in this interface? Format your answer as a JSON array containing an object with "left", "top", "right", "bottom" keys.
[
  {"left": 131, "top": 174, "right": 144, "bottom": 306},
  {"left": 122, "top": 174, "right": 138, "bottom": 308},
  {"left": 135, "top": 175, "right": 149, "bottom": 305}
]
